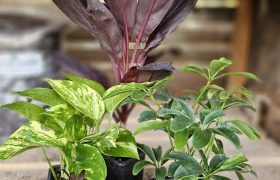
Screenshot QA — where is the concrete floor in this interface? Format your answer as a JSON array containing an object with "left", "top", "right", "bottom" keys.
[{"left": 0, "top": 107, "right": 279, "bottom": 179}]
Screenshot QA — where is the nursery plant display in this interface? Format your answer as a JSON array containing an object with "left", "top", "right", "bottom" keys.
[
  {"left": 125, "top": 58, "right": 260, "bottom": 180},
  {"left": 0, "top": 74, "right": 139, "bottom": 180},
  {"left": 52, "top": 0, "right": 197, "bottom": 126}
]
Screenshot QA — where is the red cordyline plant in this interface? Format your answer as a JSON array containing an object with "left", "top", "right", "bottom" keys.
[{"left": 53, "top": 0, "right": 197, "bottom": 125}]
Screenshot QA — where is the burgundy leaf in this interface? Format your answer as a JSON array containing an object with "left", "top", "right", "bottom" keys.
[
  {"left": 121, "top": 66, "right": 140, "bottom": 83},
  {"left": 145, "top": 0, "right": 198, "bottom": 52},
  {"left": 86, "top": 0, "right": 123, "bottom": 62},
  {"left": 105, "top": 0, "right": 137, "bottom": 38},
  {"left": 134, "top": 0, "right": 174, "bottom": 41},
  {"left": 50, "top": 52, "right": 110, "bottom": 89},
  {"left": 53, "top": 0, "right": 123, "bottom": 63},
  {"left": 139, "top": 62, "right": 175, "bottom": 72},
  {"left": 53, "top": 0, "right": 92, "bottom": 34},
  {"left": 139, "top": 62, "right": 174, "bottom": 82}
]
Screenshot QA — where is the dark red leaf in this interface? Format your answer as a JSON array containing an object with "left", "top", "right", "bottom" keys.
[
  {"left": 134, "top": 0, "right": 174, "bottom": 41},
  {"left": 86, "top": 0, "right": 123, "bottom": 62},
  {"left": 53, "top": 0, "right": 123, "bottom": 63},
  {"left": 121, "top": 66, "right": 140, "bottom": 83},
  {"left": 139, "top": 62, "right": 175, "bottom": 72},
  {"left": 105, "top": 0, "right": 137, "bottom": 38},
  {"left": 50, "top": 52, "right": 110, "bottom": 89},
  {"left": 52, "top": 0, "right": 92, "bottom": 34},
  {"left": 145, "top": 0, "right": 198, "bottom": 52}
]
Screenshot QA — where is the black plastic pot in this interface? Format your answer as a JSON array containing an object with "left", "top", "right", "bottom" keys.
[
  {"left": 47, "top": 165, "right": 61, "bottom": 180},
  {"left": 104, "top": 149, "right": 145, "bottom": 180},
  {"left": 48, "top": 150, "right": 145, "bottom": 180}
]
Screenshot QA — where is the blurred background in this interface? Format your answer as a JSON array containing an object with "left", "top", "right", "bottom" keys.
[{"left": 0, "top": 0, "right": 279, "bottom": 179}]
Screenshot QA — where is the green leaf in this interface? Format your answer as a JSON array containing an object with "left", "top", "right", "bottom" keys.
[
  {"left": 228, "top": 120, "right": 260, "bottom": 140},
  {"left": 104, "top": 92, "right": 131, "bottom": 113},
  {"left": 76, "top": 144, "right": 106, "bottom": 180},
  {"left": 103, "top": 83, "right": 145, "bottom": 100},
  {"left": 192, "top": 128, "right": 212, "bottom": 149},
  {"left": 45, "top": 79, "right": 105, "bottom": 121},
  {"left": 209, "top": 58, "right": 232, "bottom": 77},
  {"left": 220, "top": 153, "right": 248, "bottom": 170},
  {"left": 101, "top": 129, "right": 139, "bottom": 159},
  {"left": 41, "top": 104, "right": 75, "bottom": 133},
  {"left": 211, "top": 175, "right": 231, "bottom": 180},
  {"left": 203, "top": 110, "right": 225, "bottom": 125},
  {"left": 169, "top": 152, "right": 191, "bottom": 161},
  {"left": 64, "top": 73, "right": 105, "bottom": 95},
  {"left": 157, "top": 108, "right": 186, "bottom": 117},
  {"left": 209, "top": 154, "right": 228, "bottom": 171},
  {"left": 152, "top": 146, "right": 163, "bottom": 162},
  {"left": 90, "top": 125, "right": 120, "bottom": 148},
  {"left": 180, "top": 176, "right": 198, "bottom": 180},
  {"left": 212, "top": 125, "right": 241, "bottom": 149},
  {"left": 239, "top": 87, "right": 253, "bottom": 98},
  {"left": 131, "top": 89, "right": 147, "bottom": 101},
  {"left": 235, "top": 172, "right": 245, "bottom": 180},
  {"left": 138, "top": 110, "right": 157, "bottom": 123},
  {"left": 154, "top": 89, "right": 171, "bottom": 102},
  {"left": 16, "top": 88, "right": 66, "bottom": 106},
  {"left": 133, "top": 161, "right": 152, "bottom": 175},
  {"left": 219, "top": 91, "right": 230, "bottom": 100},
  {"left": 172, "top": 98, "right": 195, "bottom": 120},
  {"left": 198, "top": 150, "right": 208, "bottom": 170},
  {"left": 138, "top": 144, "right": 156, "bottom": 163},
  {"left": 220, "top": 72, "right": 260, "bottom": 81},
  {"left": 207, "top": 88, "right": 219, "bottom": 99},
  {"left": 64, "top": 114, "right": 87, "bottom": 141},
  {"left": 1, "top": 102, "right": 45, "bottom": 122},
  {"left": 134, "top": 120, "right": 168, "bottom": 135},
  {"left": 173, "top": 156, "right": 203, "bottom": 179},
  {"left": 118, "top": 97, "right": 151, "bottom": 109},
  {"left": 171, "top": 116, "right": 193, "bottom": 132},
  {"left": 174, "top": 129, "right": 188, "bottom": 150},
  {"left": 0, "top": 121, "right": 65, "bottom": 160},
  {"left": 152, "top": 76, "right": 173, "bottom": 89},
  {"left": 215, "top": 139, "right": 224, "bottom": 154},
  {"left": 209, "top": 85, "right": 225, "bottom": 91},
  {"left": 168, "top": 161, "right": 181, "bottom": 177},
  {"left": 156, "top": 167, "right": 167, "bottom": 180},
  {"left": 181, "top": 65, "right": 207, "bottom": 78}
]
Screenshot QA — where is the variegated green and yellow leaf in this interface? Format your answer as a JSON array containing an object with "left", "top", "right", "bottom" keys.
[
  {"left": 101, "top": 129, "right": 139, "bottom": 159},
  {"left": 0, "top": 121, "right": 66, "bottom": 160},
  {"left": 76, "top": 144, "right": 107, "bottom": 180},
  {"left": 16, "top": 88, "right": 66, "bottom": 106},
  {"left": 45, "top": 80, "right": 105, "bottom": 121},
  {"left": 1, "top": 101, "right": 45, "bottom": 122}
]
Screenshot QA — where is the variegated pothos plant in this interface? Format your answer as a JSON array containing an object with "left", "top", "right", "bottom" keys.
[{"left": 0, "top": 74, "right": 140, "bottom": 180}]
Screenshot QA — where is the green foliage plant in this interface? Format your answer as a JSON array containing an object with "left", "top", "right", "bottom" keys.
[
  {"left": 126, "top": 58, "right": 260, "bottom": 180},
  {"left": 0, "top": 74, "right": 139, "bottom": 180}
]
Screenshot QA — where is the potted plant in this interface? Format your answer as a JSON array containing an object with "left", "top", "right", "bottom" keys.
[
  {"left": 52, "top": 0, "right": 197, "bottom": 126},
  {"left": 0, "top": 74, "right": 140, "bottom": 180},
  {"left": 118, "top": 58, "right": 260, "bottom": 180},
  {"left": 51, "top": 0, "right": 198, "bottom": 179}
]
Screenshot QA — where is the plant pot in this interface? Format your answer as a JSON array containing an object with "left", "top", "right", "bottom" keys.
[
  {"left": 104, "top": 149, "right": 145, "bottom": 180},
  {"left": 47, "top": 165, "right": 61, "bottom": 180},
  {"left": 47, "top": 150, "right": 145, "bottom": 180}
]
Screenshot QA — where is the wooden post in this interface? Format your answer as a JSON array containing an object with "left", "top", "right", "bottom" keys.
[{"left": 227, "top": 0, "right": 253, "bottom": 90}]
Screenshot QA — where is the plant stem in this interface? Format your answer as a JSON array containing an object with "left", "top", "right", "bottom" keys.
[
  {"left": 41, "top": 147, "right": 58, "bottom": 180},
  {"left": 193, "top": 80, "right": 212, "bottom": 111},
  {"left": 150, "top": 94, "right": 161, "bottom": 109},
  {"left": 167, "top": 122, "right": 174, "bottom": 148}
]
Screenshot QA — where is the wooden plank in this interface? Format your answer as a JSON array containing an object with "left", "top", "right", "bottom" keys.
[{"left": 227, "top": 0, "right": 253, "bottom": 89}]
